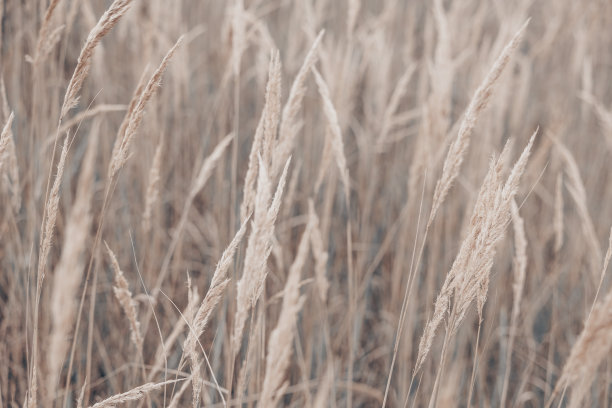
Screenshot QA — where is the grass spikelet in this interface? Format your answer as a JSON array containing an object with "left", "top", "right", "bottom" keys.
[
  {"left": 500, "top": 199, "right": 528, "bottom": 407},
  {"left": 241, "top": 50, "right": 282, "bottom": 222},
  {"left": 309, "top": 199, "right": 329, "bottom": 302},
  {"left": 28, "top": 133, "right": 70, "bottom": 408},
  {"left": 190, "top": 132, "right": 234, "bottom": 200},
  {"left": 61, "top": 0, "right": 134, "bottom": 118},
  {"left": 272, "top": 30, "right": 324, "bottom": 177},
  {"left": 312, "top": 67, "right": 350, "bottom": 202},
  {"left": 109, "top": 36, "right": 183, "bottom": 179},
  {"left": 104, "top": 242, "right": 143, "bottom": 351},
  {"left": 233, "top": 157, "right": 291, "bottom": 355},
  {"left": 259, "top": 216, "right": 311, "bottom": 406},
  {"left": 415, "top": 131, "right": 535, "bottom": 375},
  {"left": 554, "top": 286, "right": 612, "bottom": 408},
  {"left": 183, "top": 217, "right": 249, "bottom": 407},
  {"left": 111, "top": 67, "right": 149, "bottom": 164},
  {"left": 32, "top": 0, "right": 62, "bottom": 63},
  {"left": 89, "top": 380, "right": 180, "bottom": 408},
  {"left": 143, "top": 138, "right": 163, "bottom": 233},
  {"left": 428, "top": 20, "right": 528, "bottom": 228}
]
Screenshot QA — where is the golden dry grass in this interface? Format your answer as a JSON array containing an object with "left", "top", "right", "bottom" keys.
[{"left": 1, "top": 1, "right": 612, "bottom": 407}]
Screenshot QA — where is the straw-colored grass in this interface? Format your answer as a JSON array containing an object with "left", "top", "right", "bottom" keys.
[{"left": 3, "top": 1, "right": 612, "bottom": 407}]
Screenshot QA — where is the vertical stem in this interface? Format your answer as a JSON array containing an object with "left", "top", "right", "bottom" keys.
[{"left": 467, "top": 321, "right": 482, "bottom": 407}]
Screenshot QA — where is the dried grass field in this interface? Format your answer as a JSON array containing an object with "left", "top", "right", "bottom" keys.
[{"left": 1, "top": 0, "right": 612, "bottom": 407}]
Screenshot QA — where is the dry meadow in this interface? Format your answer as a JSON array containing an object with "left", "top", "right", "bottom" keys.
[{"left": 1, "top": 0, "right": 612, "bottom": 407}]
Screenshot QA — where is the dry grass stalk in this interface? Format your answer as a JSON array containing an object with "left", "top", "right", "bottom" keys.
[
  {"left": 0, "top": 112, "right": 19, "bottom": 210},
  {"left": 148, "top": 279, "right": 199, "bottom": 382},
  {"left": 153, "top": 132, "right": 234, "bottom": 295},
  {"left": 230, "top": 0, "right": 246, "bottom": 79},
  {"left": 235, "top": 309, "right": 263, "bottom": 402},
  {"left": 34, "top": 25, "right": 65, "bottom": 64},
  {"left": 554, "top": 139, "right": 602, "bottom": 274},
  {"left": 500, "top": 199, "right": 528, "bottom": 407},
  {"left": 309, "top": 199, "right": 329, "bottom": 302},
  {"left": 61, "top": 0, "right": 134, "bottom": 119},
  {"left": 312, "top": 67, "right": 350, "bottom": 202},
  {"left": 232, "top": 157, "right": 291, "bottom": 355},
  {"left": 377, "top": 63, "right": 417, "bottom": 148},
  {"left": 109, "top": 37, "right": 183, "bottom": 179},
  {"left": 510, "top": 200, "right": 528, "bottom": 318},
  {"left": 554, "top": 173, "right": 564, "bottom": 252},
  {"left": 272, "top": 30, "right": 324, "bottom": 177},
  {"left": 347, "top": 0, "right": 360, "bottom": 40},
  {"left": 42, "top": 140, "right": 69, "bottom": 249},
  {"left": 590, "top": 227, "right": 612, "bottom": 317},
  {"left": 0, "top": 78, "right": 9, "bottom": 121},
  {"left": 104, "top": 242, "right": 143, "bottom": 351},
  {"left": 111, "top": 67, "right": 150, "bottom": 165},
  {"left": 555, "top": 285, "right": 612, "bottom": 408},
  {"left": 184, "top": 217, "right": 249, "bottom": 407},
  {"left": 313, "top": 363, "right": 334, "bottom": 408},
  {"left": 143, "top": 138, "right": 164, "bottom": 233},
  {"left": 29, "top": 134, "right": 70, "bottom": 408},
  {"left": 54, "top": 104, "right": 127, "bottom": 142},
  {"left": 428, "top": 20, "right": 528, "bottom": 228},
  {"left": 167, "top": 375, "right": 193, "bottom": 408},
  {"left": 190, "top": 133, "right": 234, "bottom": 200},
  {"left": 32, "top": 0, "right": 63, "bottom": 63},
  {"left": 241, "top": 50, "right": 282, "bottom": 222},
  {"left": 259, "top": 215, "right": 312, "bottom": 407},
  {"left": 88, "top": 379, "right": 179, "bottom": 408},
  {"left": 415, "top": 131, "right": 535, "bottom": 374},
  {"left": 47, "top": 127, "right": 98, "bottom": 394},
  {"left": 77, "top": 380, "right": 87, "bottom": 408}
]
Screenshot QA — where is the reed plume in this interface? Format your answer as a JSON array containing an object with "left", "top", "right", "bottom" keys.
[{"left": 428, "top": 20, "right": 528, "bottom": 228}]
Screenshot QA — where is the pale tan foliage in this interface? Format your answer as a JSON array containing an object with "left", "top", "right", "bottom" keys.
[
  {"left": 554, "top": 173, "right": 564, "bottom": 252},
  {"left": 312, "top": 67, "right": 351, "bottom": 202},
  {"left": 313, "top": 363, "right": 334, "bottom": 408},
  {"left": 29, "top": 134, "right": 69, "bottom": 408},
  {"left": 88, "top": 380, "right": 179, "bottom": 408},
  {"left": 32, "top": 0, "right": 62, "bottom": 63},
  {"left": 0, "top": 112, "right": 19, "bottom": 210},
  {"left": 416, "top": 132, "right": 535, "bottom": 373},
  {"left": 500, "top": 199, "right": 528, "bottom": 406},
  {"left": 272, "top": 31, "right": 324, "bottom": 177},
  {"left": 61, "top": 0, "right": 134, "bottom": 118},
  {"left": 309, "top": 199, "right": 329, "bottom": 302},
  {"left": 233, "top": 157, "right": 291, "bottom": 354},
  {"left": 190, "top": 133, "right": 234, "bottom": 200},
  {"left": 47, "top": 128, "right": 98, "bottom": 393},
  {"left": 184, "top": 217, "right": 248, "bottom": 408},
  {"left": 557, "top": 287, "right": 612, "bottom": 408},
  {"left": 555, "top": 138, "right": 602, "bottom": 273},
  {"left": 105, "top": 242, "right": 143, "bottom": 350},
  {"left": 143, "top": 138, "right": 164, "bottom": 233},
  {"left": 109, "top": 37, "right": 183, "bottom": 179},
  {"left": 259, "top": 215, "right": 312, "bottom": 406},
  {"left": 429, "top": 21, "right": 528, "bottom": 228},
  {"left": 242, "top": 50, "right": 282, "bottom": 222}
]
